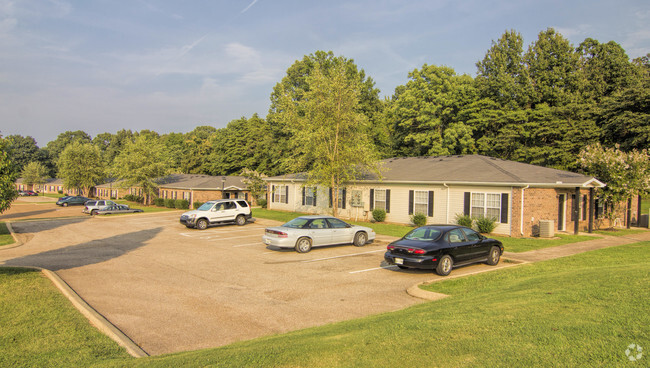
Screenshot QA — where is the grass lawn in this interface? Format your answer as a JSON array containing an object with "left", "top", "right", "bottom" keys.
[
  {"left": 593, "top": 228, "right": 649, "bottom": 237},
  {"left": 3, "top": 243, "right": 648, "bottom": 367},
  {"left": 0, "top": 222, "right": 14, "bottom": 247},
  {"left": 494, "top": 234, "right": 599, "bottom": 253},
  {"left": 0, "top": 268, "right": 132, "bottom": 367}
]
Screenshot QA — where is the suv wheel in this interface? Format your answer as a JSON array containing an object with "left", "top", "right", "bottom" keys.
[
  {"left": 90, "top": 209, "right": 97, "bottom": 216},
  {"left": 196, "top": 218, "right": 208, "bottom": 230},
  {"left": 235, "top": 215, "right": 246, "bottom": 226}
]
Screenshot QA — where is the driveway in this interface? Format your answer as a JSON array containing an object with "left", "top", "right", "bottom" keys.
[{"left": 0, "top": 205, "right": 514, "bottom": 356}]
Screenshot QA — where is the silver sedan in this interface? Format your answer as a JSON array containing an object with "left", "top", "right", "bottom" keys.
[{"left": 262, "top": 215, "right": 376, "bottom": 253}]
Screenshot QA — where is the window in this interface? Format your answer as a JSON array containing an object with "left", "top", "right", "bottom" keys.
[
  {"left": 413, "top": 191, "right": 429, "bottom": 215},
  {"left": 327, "top": 218, "right": 349, "bottom": 228},
  {"left": 304, "top": 187, "right": 316, "bottom": 206},
  {"left": 273, "top": 185, "right": 288, "bottom": 204},
  {"left": 471, "top": 192, "right": 503, "bottom": 222},
  {"left": 447, "top": 229, "right": 466, "bottom": 243},
  {"left": 308, "top": 219, "right": 328, "bottom": 229},
  {"left": 374, "top": 189, "right": 387, "bottom": 211},
  {"left": 461, "top": 228, "right": 481, "bottom": 241}
]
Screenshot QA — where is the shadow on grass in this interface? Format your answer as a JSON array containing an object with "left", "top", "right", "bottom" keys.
[{"left": 3, "top": 227, "right": 162, "bottom": 271}]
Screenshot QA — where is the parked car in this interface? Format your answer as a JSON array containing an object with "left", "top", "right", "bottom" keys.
[
  {"left": 56, "top": 196, "right": 92, "bottom": 207},
  {"left": 180, "top": 199, "right": 252, "bottom": 229},
  {"left": 262, "top": 215, "right": 376, "bottom": 253},
  {"left": 19, "top": 190, "right": 38, "bottom": 196},
  {"left": 83, "top": 199, "right": 117, "bottom": 215},
  {"left": 96, "top": 204, "right": 144, "bottom": 215},
  {"left": 384, "top": 225, "right": 503, "bottom": 276}
]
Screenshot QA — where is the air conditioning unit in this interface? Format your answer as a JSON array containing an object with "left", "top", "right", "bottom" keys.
[{"left": 539, "top": 220, "right": 554, "bottom": 238}]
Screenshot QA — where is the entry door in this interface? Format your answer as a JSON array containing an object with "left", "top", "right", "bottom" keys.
[{"left": 558, "top": 194, "right": 566, "bottom": 231}]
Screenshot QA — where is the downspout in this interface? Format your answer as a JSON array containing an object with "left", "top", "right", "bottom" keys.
[
  {"left": 520, "top": 185, "right": 529, "bottom": 236},
  {"left": 443, "top": 183, "right": 449, "bottom": 224}
]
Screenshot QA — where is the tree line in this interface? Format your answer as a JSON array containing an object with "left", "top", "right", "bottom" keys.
[{"left": 2, "top": 28, "right": 649, "bottom": 209}]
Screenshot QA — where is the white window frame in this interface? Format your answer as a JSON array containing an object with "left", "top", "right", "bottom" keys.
[
  {"left": 374, "top": 189, "right": 386, "bottom": 211},
  {"left": 274, "top": 185, "right": 287, "bottom": 204},
  {"left": 470, "top": 192, "right": 502, "bottom": 222},
  {"left": 305, "top": 187, "right": 316, "bottom": 206},
  {"left": 413, "top": 190, "right": 429, "bottom": 216}
]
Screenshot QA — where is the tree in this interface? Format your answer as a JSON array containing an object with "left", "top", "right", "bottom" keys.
[
  {"left": 21, "top": 162, "right": 50, "bottom": 193},
  {"left": 111, "top": 135, "right": 172, "bottom": 204},
  {"left": 577, "top": 38, "right": 635, "bottom": 102},
  {"left": 47, "top": 130, "right": 92, "bottom": 174},
  {"left": 388, "top": 64, "right": 477, "bottom": 156},
  {"left": 5, "top": 135, "right": 49, "bottom": 174},
  {"left": 57, "top": 142, "right": 104, "bottom": 196},
  {"left": 274, "top": 59, "right": 380, "bottom": 216},
  {"left": 240, "top": 168, "right": 267, "bottom": 204},
  {"left": 180, "top": 126, "right": 216, "bottom": 174},
  {"left": 0, "top": 136, "right": 19, "bottom": 213},
  {"left": 578, "top": 144, "right": 650, "bottom": 225}
]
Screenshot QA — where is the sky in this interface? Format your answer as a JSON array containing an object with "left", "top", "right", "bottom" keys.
[{"left": 1, "top": 0, "right": 648, "bottom": 147}]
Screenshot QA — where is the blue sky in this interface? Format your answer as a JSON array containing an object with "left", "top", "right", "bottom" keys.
[{"left": 1, "top": 0, "right": 648, "bottom": 146}]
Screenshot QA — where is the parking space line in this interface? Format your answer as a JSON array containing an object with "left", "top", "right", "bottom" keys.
[
  {"left": 349, "top": 265, "right": 398, "bottom": 274},
  {"left": 207, "top": 234, "right": 261, "bottom": 241},
  {"left": 232, "top": 242, "right": 263, "bottom": 248},
  {"left": 301, "top": 249, "right": 385, "bottom": 263}
]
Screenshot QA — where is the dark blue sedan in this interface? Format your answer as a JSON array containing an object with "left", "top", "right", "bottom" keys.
[
  {"left": 384, "top": 225, "right": 503, "bottom": 276},
  {"left": 56, "top": 196, "right": 92, "bottom": 207}
]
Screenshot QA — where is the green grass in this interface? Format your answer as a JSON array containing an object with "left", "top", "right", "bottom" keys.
[
  {"left": 494, "top": 234, "right": 599, "bottom": 253},
  {"left": 593, "top": 228, "right": 649, "bottom": 237},
  {"left": 0, "top": 222, "right": 14, "bottom": 246},
  {"left": 0, "top": 268, "right": 132, "bottom": 367},
  {"left": 3, "top": 243, "right": 648, "bottom": 367}
]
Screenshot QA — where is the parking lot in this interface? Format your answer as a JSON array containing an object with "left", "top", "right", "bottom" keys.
[{"left": 0, "top": 205, "right": 506, "bottom": 356}]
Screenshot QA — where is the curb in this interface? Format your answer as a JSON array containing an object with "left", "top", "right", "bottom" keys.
[{"left": 1, "top": 222, "right": 24, "bottom": 250}]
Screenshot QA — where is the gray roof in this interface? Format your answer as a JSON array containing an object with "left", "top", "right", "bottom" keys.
[
  {"left": 95, "top": 174, "right": 249, "bottom": 191},
  {"left": 266, "top": 155, "right": 605, "bottom": 188}
]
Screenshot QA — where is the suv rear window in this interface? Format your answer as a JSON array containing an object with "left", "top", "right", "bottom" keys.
[
  {"left": 236, "top": 200, "right": 249, "bottom": 208},
  {"left": 86, "top": 201, "right": 97, "bottom": 206}
]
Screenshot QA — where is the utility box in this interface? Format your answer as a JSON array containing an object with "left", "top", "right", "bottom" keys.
[
  {"left": 539, "top": 220, "right": 555, "bottom": 238},
  {"left": 639, "top": 214, "right": 649, "bottom": 228}
]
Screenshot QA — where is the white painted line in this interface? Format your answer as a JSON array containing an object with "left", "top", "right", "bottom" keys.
[
  {"left": 349, "top": 265, "right": 398, "bottom": 274},
  {"left": 208, "top": 234, "right": 261, "bottom": 241},
  {"left": 232, "top": 242, "right": 263, "bottom": 248},
  {"left": 301, "top": 249, "right": 385, "bottom": 263}
]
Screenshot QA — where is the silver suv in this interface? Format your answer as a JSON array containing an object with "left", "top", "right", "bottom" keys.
[
  {"left": 83, "top": 199, "right": 117, "bottom": 215},
  {"left": 180, "top": 199, "right": 252, "bottom": 229}
]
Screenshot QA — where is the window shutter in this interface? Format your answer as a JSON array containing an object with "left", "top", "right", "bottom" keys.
[
  {"left": 386, "top": 189, "right": 391, "bottom": 213},
  {"left": 501, "top": 193, "right": 509, "bottom": 223},
  {"left": 302, "top": 187, "right": 305, "bottom": 206},
  {"left": 369, "top": 189, "right": 374, "bottom": 211},
  {"left": 245, "top": 193, "right": 248, "bottom": 201},
  {"left": 408, "top": 190, "right": 414, "bottom": 215},
  {"left": 284, "top": 186, "right": 289, "bottom": 204},
  {"left": 313, "top": 187, "right": 317, "bottom": 207},
  {"left": 329, "top": 188, "right": 332, "bottom": 208},
  {"left": 272, "top": 185, "right": 275, "bottom": 203},
  {"left": 342, "top": 189, "right": 347, "bottom": 210},
  {"left": 464, "top": 192, "right": 471, "bottom": 216},
  {"left": 428, "top": 191, "right": 434, "bottom": 217}
]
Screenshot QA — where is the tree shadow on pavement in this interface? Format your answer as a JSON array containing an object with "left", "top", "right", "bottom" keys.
[
  {"left": 3, "top": 227, "right": 162, "bottom": 271},
  {"left": 9, "top": 217, "right": 88, "bottom": 234},
  {"left": 0, "top": 209, "right": 60, "bottom": 220}
]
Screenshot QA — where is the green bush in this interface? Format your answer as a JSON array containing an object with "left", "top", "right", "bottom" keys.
[
  {"left": 455, "top": 213, "right": 473, "bottom": 228},
  {"left": 175, "top": 199, "right": 189, "bottom": 210},
  {"left": 57, "top": 190, "right": 63, "bottom": 194},
  {"left": 193, "top": 201, "right": 203, "bottom": 209},
  {"left": 411, "top": 213, "right": 427, "bottom": 227},
  {"left": 258, "top": 198, "right": 268, "bottom": 209},
  {"left": 372, "top": 208, "right": 386, "bottom": 222},
  {"left": 164, "top": 199, "right": 176, "bottom": 208},
  {"left": 475, "top": 216, "right": 497, "bottom": 234},
  {"left": 153, "top": 198, "right": 165, "bottom": 207},
  {"left": 124, "top": 194, "right": 144, "bottom": 203}
]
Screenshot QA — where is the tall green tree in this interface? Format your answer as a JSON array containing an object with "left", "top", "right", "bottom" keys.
[
  {"left": 388, "top": 64, "right": 477, "bottom": 156},
  {"left": 274, "top": 60, "right": 379, "bottom": 216},
  {"left": 180, "top": 126, "right": 217, "bottom": 174},
  {"left": 21, "top": 162, "right": 50, "bottom": 193},
  {"left": 111, "top": 135, "right": 172, "bottom": 204},
  {"left": 57, "top": 142, "right": 104, "bottom": 196},
  {"left": 0, "top": 136, "right": 19, "bottom": 213},
  {"left": 577, "top": 38, "right": 635, "bottom": 102},
  {"left": 5, "top": 135, "right": 49, "bottom": 174}
]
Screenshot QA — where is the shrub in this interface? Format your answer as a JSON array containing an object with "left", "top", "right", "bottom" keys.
[
  {"left": 455, "top": 213, "right": 473, "bottom": 228},
  {"left": 372, "top": 208, "right": 386, "bottom": 222},
  {"left": 175, "top": 199, "right": 189, "bottom": 210},
  {"left": 57, "top": 190, "right": 63, "bottom": 194},
  {"left": 411, "top": 213, "right": 427, "bottom": 227},
  {"left": 153, "top": 198, "right": 165, "bottom": 207},
  {"left": 193, "top": 201, "right": 203, "bottom": 209},
  {"left": 164, "top": 199, "right": 176, "bottom": 208},
  {"left": 258, "top": 198, "right": 268, "bottom": 209},
  {"left": 475, "top": 216, "right": 497, "bottom": 234}
]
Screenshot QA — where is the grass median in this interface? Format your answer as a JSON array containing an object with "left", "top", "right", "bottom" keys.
[{"left": 0, "top": 222, "right": 14, "bottom": 247}]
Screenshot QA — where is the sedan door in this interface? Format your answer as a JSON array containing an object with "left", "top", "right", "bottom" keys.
[
  {"left": 326, "top": 218, "right": 354, "bottom": 244},
  {"left": 305, "top": 218, "right": 333, "bottom": 246},
  {"left": 445, "top": 228, "right": 472, "bottom": 262},
  {"left": 461, "top": 228, "right": 491, "bottom": 259}
]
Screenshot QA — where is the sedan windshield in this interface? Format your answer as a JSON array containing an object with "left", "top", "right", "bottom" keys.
[
  {"left": 283, "top": 217, "right": 310, "bottom": 228},
  {"left": 404, "top": 227, "right": 441, "bottom": 241}
]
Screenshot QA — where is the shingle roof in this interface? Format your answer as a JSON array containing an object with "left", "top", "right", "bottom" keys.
[
  {"left": 94, "top": 174, "right": 248, "bottom": 190},
  {"left": 266, "top": 155, "right": 605, "bottom": 188}
]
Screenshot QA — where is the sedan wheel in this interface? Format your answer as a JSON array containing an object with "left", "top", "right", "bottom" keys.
[
  {"left": 196, "top": 218, "right": 208, "bottom": 230},
  {"left": 295, "top": 237, "right": 312, "bottom": 253},
  {"left": 353, "top": 232, "right": 367, "bottom": 247},
  {"left": 487, "top": 246, "right": 501, "bottom": 265},
  {"left": 435, "top": 255, "right": 453, "bottom": 276},
  {"left": 62, "top": 203, "right": 68, "bottom": 207}
]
